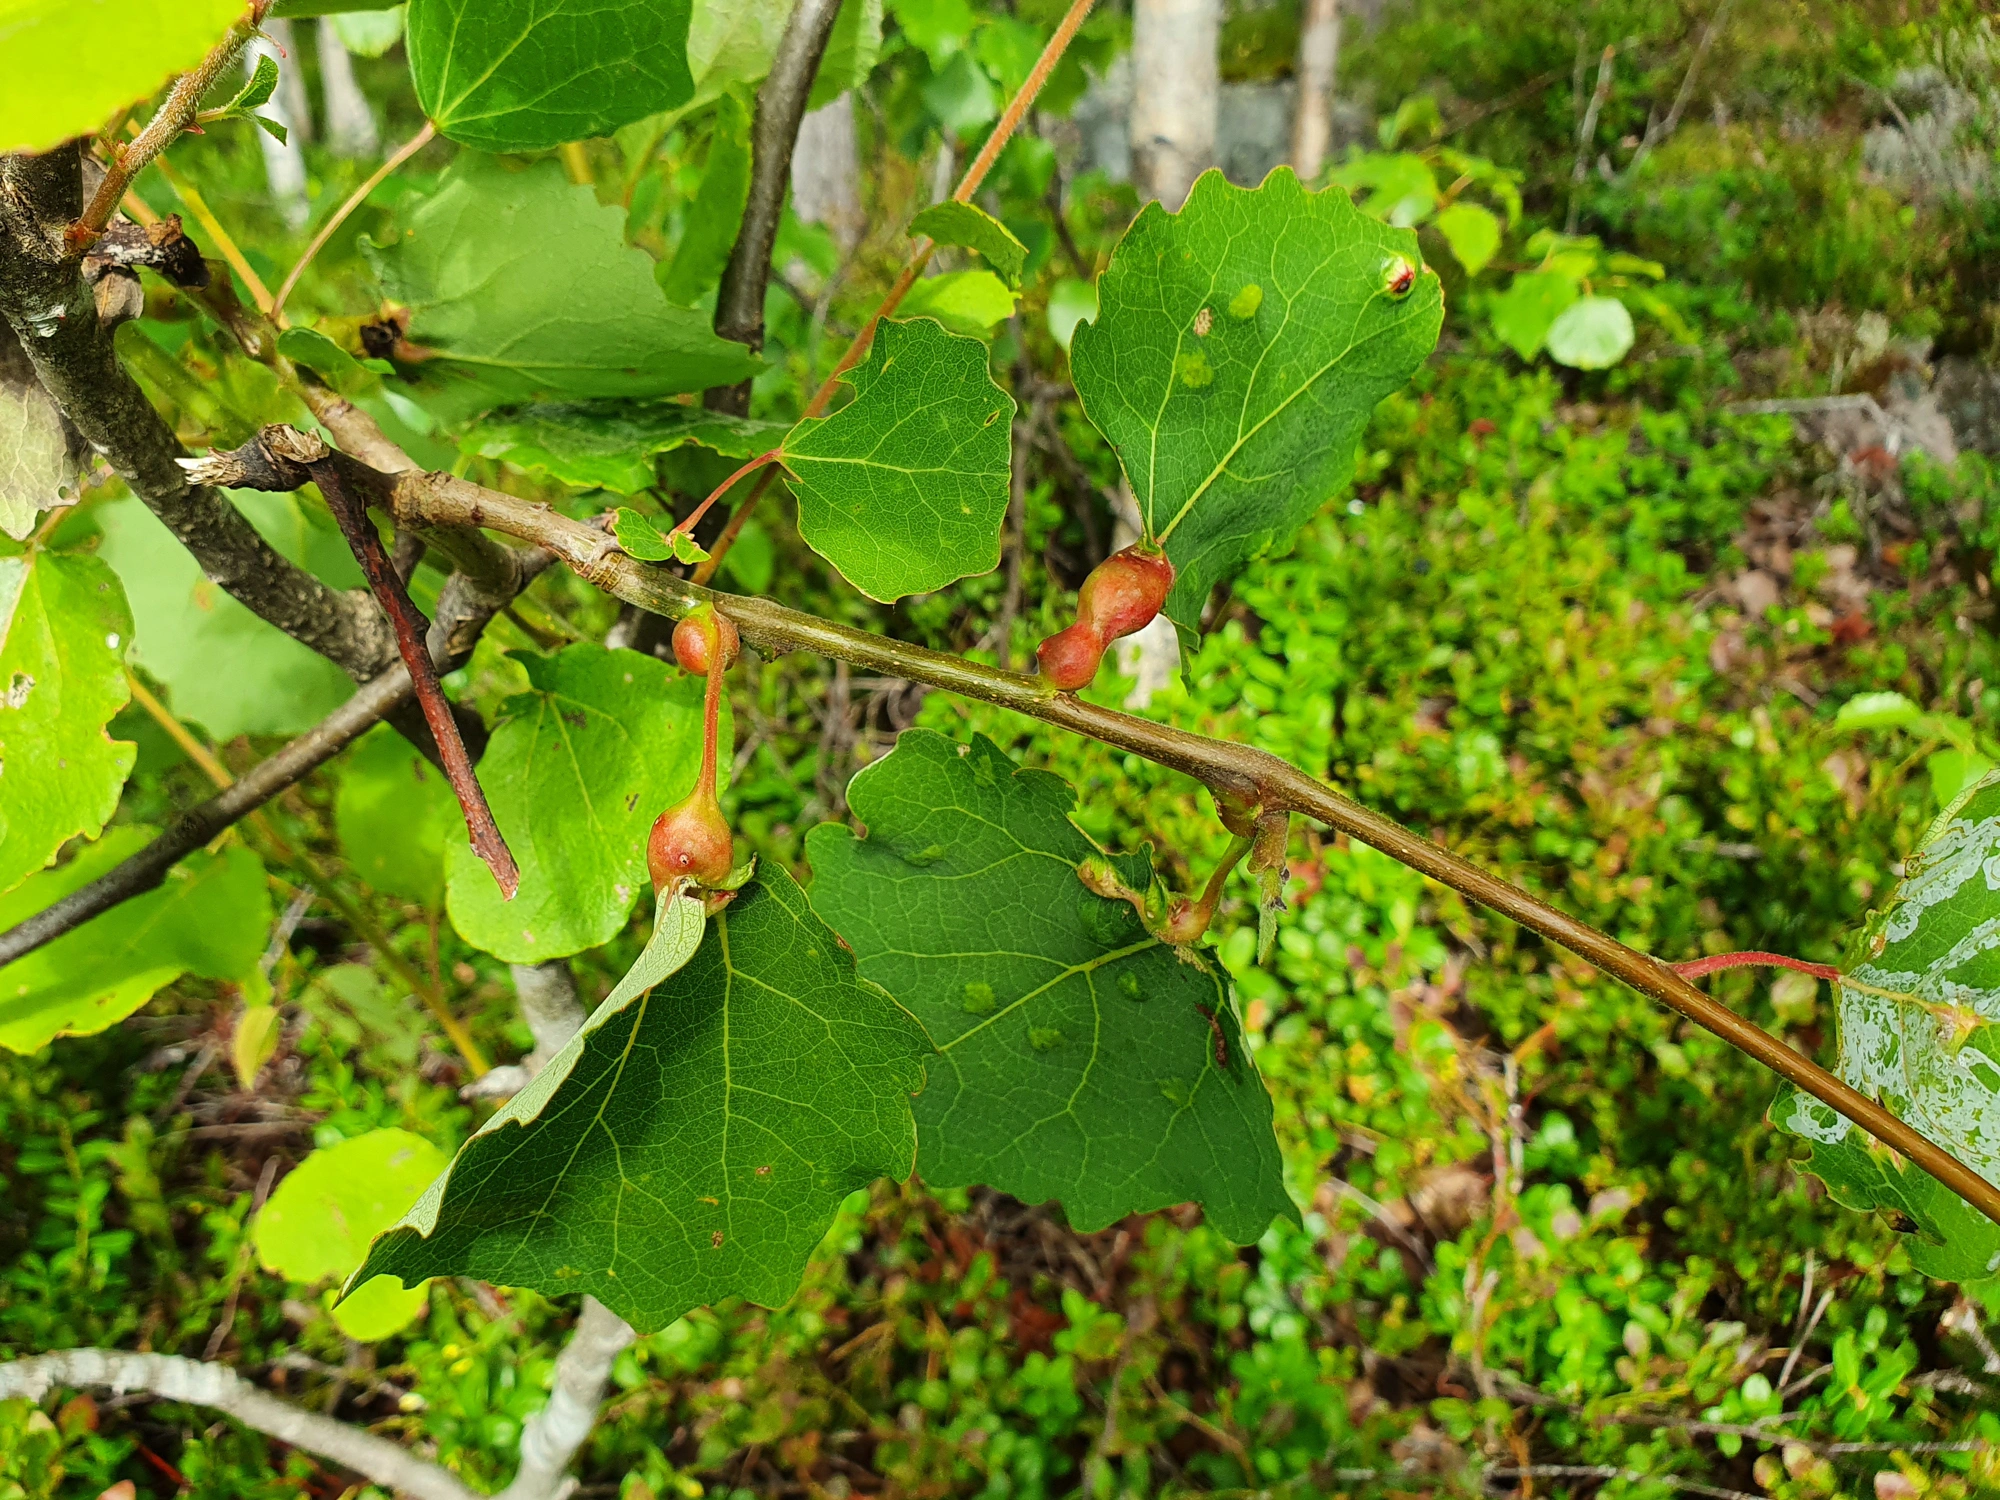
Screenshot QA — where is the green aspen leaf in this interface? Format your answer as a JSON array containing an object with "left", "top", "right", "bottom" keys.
[
  {"left": 330, "top": 5, "right": 406, "bottom": 56},
  {"left": 1070, "top": 169, "right": 1442, "bottom": 645},
  {"left": 0, "top": 0, "right": 247, "bottom": 154},
  {"left": 1775, "top": 773, "right": 2000, "bottom": 1283},
  {"left": 276, "top": 327, "right": 380, "bottom": 400},
  {"left": 808, "top": 0, "right": 883, "bottom": 108},
  {"left": 1327, "top": 151, "right": 1438, "bottom": 227},
  {"left": 0, "top": 551, "right": 135, "bottom": 896},
  {"left": 894, "top": 270, "right": 1018, "bottom": 337},
  {"left": 224, "top": 52, "right": 279, "bottom": 113},
  {"left": 909, "top": 201, "right": 1029, "bottom": 288},
  {"left": 356, "top": 871, "right": 929, "bottom": 1332},
  {"left": 1046, "top": 277, "right": 1097, "bottom": 353},
  {"left": 366, "top": 155, "right": 759, "bottom": 409},
  {"left": 659, "top": 94, "right": 753, "bottom": 307},
  {"left": 780, "top": 318, "right": 1014, "bottom": 601},
  {"left": 444, "top": 644, "right": 728, "bottom": 963},
  {"left": 613, "top": 508, "right": 708, "bottom": 565},
  {"left": 96, "top": 491, "right": 358, "bottom": 740},
  {"left": 334, "top": 724, "right": 457, "bottom": 908},
  {"left": 0, "top": 830, "right": 269, "bottom": 1053},
  {"left": 806, "top": 731, "right": 1294, "bottom": 1243},
  {"left": 464, "top": 402, "right": 788, "bottom": 497},
  {"left": 254, "top": 1129, "right": 450, "bottom": 1342},
  {"left": 1544, "top": 295, "right": 1634, "bottom": 370},
  {"left": 1433, "top": 200, "right": 1501, "bottom": 278},
  {"left": 406, "top": 0, "right": 694, "bottom": 151},
  {"left": 687, "top": 0, "right": 790, "bottom": 95},
  {"left": 923, "top": 50, "right": 998, "bottom": 140},
  {"left": 1488, "top": 270, "right": 1579, "bottom": 361}
]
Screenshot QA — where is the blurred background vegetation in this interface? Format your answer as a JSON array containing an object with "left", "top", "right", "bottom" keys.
[{"left": 10, "top": 0, "right": 2000, "bottom": 1496}]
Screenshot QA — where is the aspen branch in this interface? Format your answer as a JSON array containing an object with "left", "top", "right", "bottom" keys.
[
  {"left": 495, "top": 1298, "right": 636, "bottom": 1500},
  {"left": 160, "top": 426, "right": 2000, "bottom": 1234},
  {"left": 0, "top": 1349, "right": 478, "bottom": 1500}
]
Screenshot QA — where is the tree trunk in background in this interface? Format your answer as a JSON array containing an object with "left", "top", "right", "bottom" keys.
[
  {"left": 1130, "top": 0, "right": 1220, "bottom": 210},
  {"left": 247, "top": 20, "right": 310, "bottom": 228},
  {"left": 1291, "top": 0, "right": 1340, "bottom": 180},
  {"left": 791, "top": 93, "right": 863, "bottom": 253},
  {"left": 317, "top": 18, "right": 381, "bottom": 158}
]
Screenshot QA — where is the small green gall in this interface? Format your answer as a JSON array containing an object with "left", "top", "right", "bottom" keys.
[
  {"left": 1175, "top": 350, "right": 1215, "bottom": 389},
  {"left": 1118, "top": 971, "right": 1143, "bottom": 1002},
  {"left": 1228, "top": 283, "right": 1263, "bottom": 319},
  {"left": 1028, "top": 1026, "right": 1063, "bottom": 1051},
  {"left": 961, "top": 981, "right": 997, "bottom": 1015}
]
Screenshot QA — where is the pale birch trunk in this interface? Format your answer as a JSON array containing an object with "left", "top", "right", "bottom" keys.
[
  {"left": 317, "top": 18, "right": 381, "bottom": 158},
  {"left": 1291, "top": 0, "right": 1340, "bottom": 180}
]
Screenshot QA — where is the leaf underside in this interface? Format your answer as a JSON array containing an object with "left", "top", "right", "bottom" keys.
[
  {"left": 462, "top": 402, "right": 789, "bottom": 497},
  {"left": 807, "top": 730, "right": 1295, "bottom": 1244},
  {"left": 1776, "top": 771, "right": 2000, "bottom": 1283},
  {"left": 1070, "top": 168, "right": 1443, "bottom": 646},
  {"left": 357, "top": 870, "right": 929, "bottom": 1333},
  {"left": 782, "top": 318, "right": 1015, "bottom": 602}
]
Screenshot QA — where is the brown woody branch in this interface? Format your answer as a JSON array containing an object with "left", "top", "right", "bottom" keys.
[
  {"left": 707, "top": 0, "right": 848, "bottom": 415},
  {"left": 0, "top": 145, "right": 398, "bottom": 682}
]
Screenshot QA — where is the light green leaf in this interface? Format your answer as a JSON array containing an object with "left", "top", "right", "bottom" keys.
[
  {"left": 96, "top": 491, "right": 358, "bottom": 739},
  {"left": 1071, "top": 169, "right": 1443, "bottom": 643},
  {"left": 1834, "top": 691, "right": 1924, "bottom": 732},
  {"left": 0, "top": 551, "right": 135, "bottom": 895},
  {"left": 781, "top": 317, "right": 1014, "bottom": 601},
  {"left": 923, "top": 50, "right": 998, "bottom": 139},
  {"left": 1544, "top": 295, "right": 1634, "bottom": 370},
  {"left": 444, "top": 644, "right": 726, "bottom": 963},
  {"left": 0, "top": 0, "right": 247, "bottom": 154},
  {"left": 687, "top": 0, "right": 790, "bottom": 94},
  {"left": 0, "top": 830, "right": 269, "bottom": 1053},
  {"left": 808, "top": 0, "right": 883, "bottom": 108},
  {"left": 659, "top": 93, "right": 753, "bottom": 307},
  {"left": 909, "top": 201, "right": 1028, "bottom": 289},
  {"left": 0, "top": 330, "right": 83, "bottom": 541},
  {"left": 464, "top": 402, "right": 788, "bottom": 496},
  {"left": 894, "top": 269, "right": 1018, "bottom": 337},
  {"left": 1046, "top": 277, "right": 1097, "bottom": 353},
  {"left": 1776, "top": 772, "right": 2000, "bottom": 1283},
  {"left": 334, "top": 723, "right": 457, "bottom": 907},
  {"left": 1328, "top": 151, "right": 1438, "bottom": 227},
  {"left": 614, "top": 508, "right": 708, "bottom": 564},
  {"left": 1488, "top": 269, "right": 1579, "bottom": 361},
  {"left": 277, "top": 327, "right": 380, "bottom": 399},
  {"left": 1928, "top": 749, "right": 1995, "bottom": 807},
  {"left": 806, "top": 731, "right": 1294, "bottom": 1243},
  {"left": 254, "top": 1129, "right": 450, "bottom": 1341},
  {"left": 1433, "top": 200, "right": 1500, "bottom": 278},
  {"left": 356, "top": 871, "right": 929, "bottom": 1332},
  {"left": 330, "top": 5, "right": 405, "bottom": 56},
  {"left": 889, "top": 0, "right": 975, "bottom": 67},
  {"left": 406, "top": 0, "right": 694, "bottom": 151},
  {"left": 366, "top": 155, "right": 759, "bottom": 408}
]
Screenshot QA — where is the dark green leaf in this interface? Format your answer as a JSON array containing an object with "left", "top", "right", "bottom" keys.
[
  {"left": 463, "top": 402, "right": 788, "bottom": 496},
  {"left": 659, "top": 94, "right": 753, "bottom": 307},
  {"left": 909, "top": 201, "right": 1029, "bottom": 288},
  {"left": 407, "top": 0, "right": 694, "bottom": 151},
  {"left": 223, "top": 53, "right": 279, "bottom": 114},
  {"left": 0, "top": 830, "right": 269, "bottom": 1053},
  {"left": 356, "top": 871, "right": 929, "bottom": 1332},
  {"left": 1776, "top": 772, "right": 2000, "bottom": 1282},
  {"left": 806, "top": 730, "right": 1294, "bottom": 1243},
  {"left": 444, "top": 644, "right": 726, "bottom": 963},
  {"left": 366, "top": 155, "right": 759, "bottom": 408},
  {"left": 780, "top": 318, "right": 1014, "bottom": 601},
  {"left": 1070, "top": 169, "right": 1442, "bottom": 643},
  {"left": 0, "top": 551, "right": 135, "bottom": 896}
]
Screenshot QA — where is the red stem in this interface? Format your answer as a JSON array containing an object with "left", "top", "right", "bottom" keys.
[
  {"left": 314, "top": 462, "right": 520, "bottom": 898},
  {"left": 698, "top": 619, "right": 725, "bottom": 798},
  {"left": 671, "top": 448, "right": 782, "bottom": 542},
  {"left": 1671, "top": 952, "right": 1841, "bottom": 982}
]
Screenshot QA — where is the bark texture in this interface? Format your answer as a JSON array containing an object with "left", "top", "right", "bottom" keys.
[
  {"left": 1130, "top": 0, "right": 1221, "bottom": 209},
  {"left": 1290, "top": 0, "right": 1340, "bottom": 180}
]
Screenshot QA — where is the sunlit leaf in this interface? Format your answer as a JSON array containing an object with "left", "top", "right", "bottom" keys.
[
  {"left": 356, "top": 872, "right": 928, "bottom": 1332},
  {"left": 1544, "top": 295, "right": 1634, "bottom": 370},
  {"left": 807, "top": 730, "right": 1294, "bottom": 1243},
  {"left": 780, "top": 317, "right": 1014, "bottom": 601},
  {"left": 334, "top": 724, "right": 457, "bottom": 908},
  {"left": 910, "top": 201, "right": 1028, "bottom": 288},
  {"left": 894, "top": 269, "right": 1018, "bottom": 337},
  {"left": 1487, "top": 269, "right": 1578, "bottom": 361},
  {"left": 0, "top": 550, "right": 134, "bottom": 895},
  {"left": 1433, "top": 200, "right": 1500, "bottom": 277}
]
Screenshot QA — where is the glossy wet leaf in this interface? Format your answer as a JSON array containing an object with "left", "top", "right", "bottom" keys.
[
  {"left": 445, "top": 644, "right": 726, "bottom": 963},
  {"left": 1069, "top": 169, "right": 1442, "bottom": 643},
  {"left": 407, "top": 0, "right": 694, "bottom": 151},
  {"left": 463, "top": 402, "right": 787, "bottom": 497},
  {"left": 781, "top": 318, "right": 1014, "bottom": 601},
  {"left": 96, "top": 491, "right": 358, "bottom": 740},
  {"left": 0, "top": 551, "right": 134, "bottom": 896},
  {"left": 334, "top": 724, "right": 457, "bottom": 908},
  {"left": 0, "top": 830, "right": 269, "bottom": 1053},
  {"left": 356, "top": 871, "right": 928, "bottom": 1332},
  {"left": 1775, "top": 772, "right": 2000, "bottom": 1282},
  {"left": 366, "top": 155, "right": 759, "bottom": 409},
  {"left": 807, "top": 730, "right": 1293, "bottom": 1243},
  {"left": 0, "top": 0, "right": 246, "bottom": 153},
  {"left": 255, "top": 1129, "right": 450, "bottom": 1341}
]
